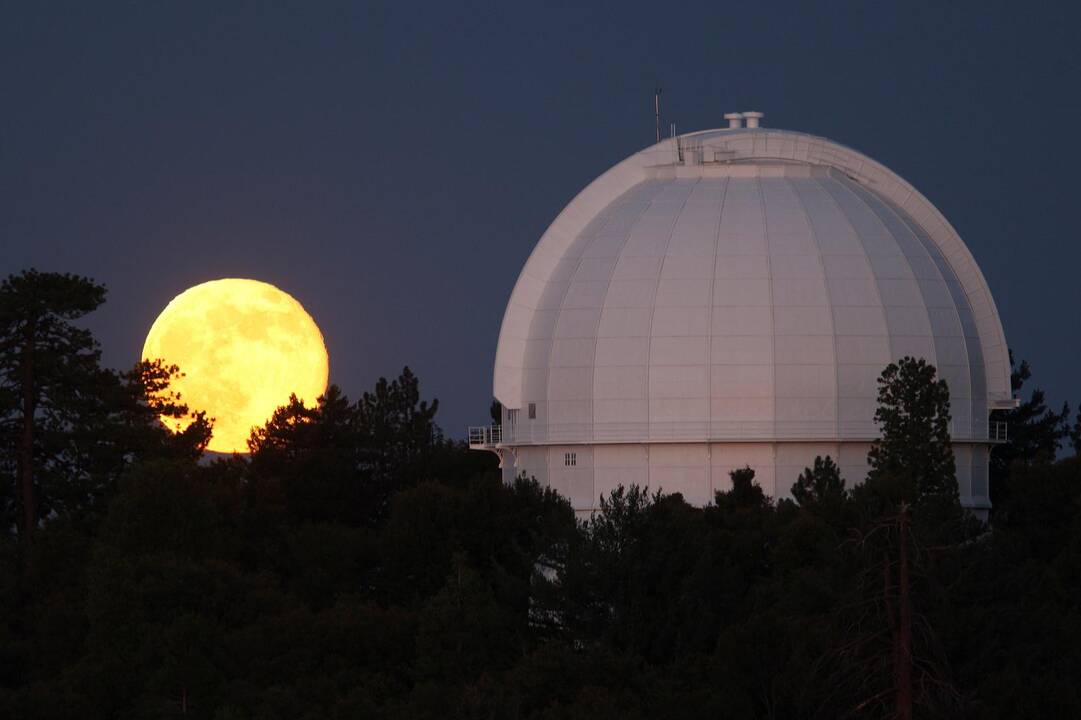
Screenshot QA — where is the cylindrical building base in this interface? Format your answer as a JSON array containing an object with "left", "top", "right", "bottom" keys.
[{"left": 502, "top": 441, "right": 990, "bottom": 516}]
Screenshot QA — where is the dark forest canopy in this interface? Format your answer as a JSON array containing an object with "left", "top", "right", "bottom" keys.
[{"left": 2, "top": 270, "right": 1080, "bottom": 719}]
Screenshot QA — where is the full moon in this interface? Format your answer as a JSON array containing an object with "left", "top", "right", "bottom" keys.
[{"left": 142, "top": 278, "right": 329, "bottom": 453}]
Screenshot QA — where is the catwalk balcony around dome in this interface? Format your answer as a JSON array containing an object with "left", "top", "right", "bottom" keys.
[{"left": 467, "top": 420, "right": 1007, "bottom": 449}]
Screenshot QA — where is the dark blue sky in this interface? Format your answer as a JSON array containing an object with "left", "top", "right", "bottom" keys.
[{"left": 3, "top": 0, "right": 1079, "bottom": 437}]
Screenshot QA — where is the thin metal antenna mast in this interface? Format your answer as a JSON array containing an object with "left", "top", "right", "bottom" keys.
[{"left": 654, "top": 86, "right": 662, "bottom": 144}]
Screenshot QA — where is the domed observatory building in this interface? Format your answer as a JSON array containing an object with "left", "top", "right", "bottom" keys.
[{"left": 471, "top": 112, "right": 1012, "bottom": 516}]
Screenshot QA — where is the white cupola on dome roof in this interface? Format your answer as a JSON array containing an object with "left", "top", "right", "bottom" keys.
[{"left": 473, "top": 120, "right": 1011, "bottom": 518}]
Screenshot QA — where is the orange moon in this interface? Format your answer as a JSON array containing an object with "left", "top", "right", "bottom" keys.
[{"left": 142, "top": 279, "right": 329, "bottom": 453}]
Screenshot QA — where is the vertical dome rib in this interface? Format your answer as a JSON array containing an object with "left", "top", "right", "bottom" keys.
[
  {"left": 755, "top": 177, "right": 777, "bottom": 443},
  {"left": 830, "top": 175, "right": 941, "bottom": 431},
  {"left": 761, "top": 177, "right": 839, "bottom": 440},
  {"left": 898, "top": 210, "right": 987, "bottom": 439},
  {"left": 710, "top": 176, "right": 774, "bottom": 437},
  {"left": 812, "top": 176, "right": 895, "bottom": 437},
  {"left": 586, "top": 180, "right": 657, "bottom": 444},
  {"left": 646, "top": 180, "right": 698, "bottom": 441},
  {"left": 705, "top": 177, "right": 731, "bottom": 495},
  {"left": 788, "top": 176, "right": 841, "bottom": 440},
  {"left": 842, "top": 177, "right": 979, "bottom": 440}
]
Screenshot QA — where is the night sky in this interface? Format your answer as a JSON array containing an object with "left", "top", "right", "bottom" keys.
[{"left": 3, "top": 0, "right": 1079, "bottom": 438}]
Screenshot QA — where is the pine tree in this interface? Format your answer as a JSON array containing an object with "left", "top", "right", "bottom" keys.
[
  {"left": 355, "top": 368, "right": 440, "bottom": 471},
  {"left": 1071, "top": 407, "right": 1081, "bottom": 457},
  {"left": 247, "top": 385, "right": 366, "bottom": 525},
  {"left": 0, "top": 270, "right": 106, "bottom": 542},
  {"left": 791, "top": 455, "right": 846, "bottom": 508},
  {"left": 867, "top": 357, "right": 957, "bottom": 502},
  {"left": 842, "top": 360, "right": 966, "bottom": 718},
  {"left": 0, "top": 270, "right": 208, "bottom": 542},
  {"left": 989, "top": 352, "right": 1070, "bottom": 507},
  {"left": 247, "top": 368, "right": 445, "bottom": 526}
]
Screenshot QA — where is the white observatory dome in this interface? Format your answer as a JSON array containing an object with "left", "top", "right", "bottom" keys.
[{"left": 476, "top": 116, "right": 1012, "bottom": 516}]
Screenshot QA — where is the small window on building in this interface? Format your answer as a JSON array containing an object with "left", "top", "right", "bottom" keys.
[
  {"left": 564, "top": 452, "right": 576, "bottom": 467},
  {"left": 528, "top": 402, "right": 536, "bottom": 419}
]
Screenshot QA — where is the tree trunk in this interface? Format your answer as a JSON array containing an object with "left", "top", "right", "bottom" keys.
[
  {"left": 897, "top": 503, "right": 913, "bottom": 720},
  {"left": 17, "top": 319, "right": 35, "bottom": 545}
]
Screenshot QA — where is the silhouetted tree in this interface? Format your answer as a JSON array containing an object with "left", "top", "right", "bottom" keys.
[
  {"left": 380, "top": 474, "right": 573, "bottom": 610},
  {"left": 0, "top": 270, "right": 106, "bottom": 542},
  {"left": 826, "top": 360, "right": 971, "bottom": 719},
  {"left": 66, "top": 360, "right": 211, "bottom": 504},
  {"left": 705, "top": 468, "right": 776, "bottom": 611},
  {"left": 867, "top": 357, "right": 957, "bottom": 503},
  {"left": 823, "top": 500, "right": 962, "bottom": 720},
  {"left": 412, "top": 555, "right": 521, "bottom": 685},
  {"left": 1072, "top": 407, "right": 1081, "bottom": 456},
  {"left": 990, "top": 352, "right": 1070, "bottom": 508},
  {"left": 119, "top": 359, "right": 212, "bottom": 461},
  {"left": 354, "top": 366, "right": 442, "bottom": 509},
  {"left": 792, "top": 455, "right": 846, "bottom": 509},
  {"left": 248, "top": 369, "right": 452, "bottom": 528},
  {"left": 248, "top": 385, "right": 368, "bottom": 526},
  {"left": 0, "top": 271, "right": 208, "bottom": 545},
  {"left": 5, "top": 280, "right": 1081, "bottom": 719},
  {"left": 722, "top": 466, "right": 766, "bottom": 507}
]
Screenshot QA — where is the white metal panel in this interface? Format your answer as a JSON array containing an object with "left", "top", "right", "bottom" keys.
[
  {"left": 594, "top": 444, "right": 648, "bottom": 503},
  {"left": 661, "top": 254, "right": 716, "bottom": 279},
  {"left": 774, "top": 307, "right": 833, "bottom": 335},
  {"left": 775, "top": 364, "right": 836, "bottom": 398},
  {"left": 837, "top": 364, "right": 884, "bottom": 398},
  {"left": 710, "top": 365, "right": 774, "bottom": 397},
  {"left": 775, "top": 335, "right": 834, "bottom": 364},
  {"left": 554, "top": 307, "right": 602, "bottom": 338},
  {"left": 715, "top": 254, "right": 770, "bottom": 278},
  {"left": 548, "top": 367, "right": 593, "bottom": 399},
  {"left": 772, "top": 277, "right": 831, "bottom": 306},
  {"left": 605, "top": 278, "right": 658, "bottom": 308},
  {"left": 651, "top": 306, "right": 710, "bottom": 336},
  {"left": 835, "top": 335, "right": 891, "bottom": 364},
  {"left": 711, "top": 443, "right": 777, "bottom": 496},
  {"left": 593, "top": 366, "right": 647, "bottom": 399},
  {"left": 712, "top": 335, "right": 773, "bottom": 365},
  {"left": 650, "top": 336, "right": 709, "bottom": 365},
  {"left": 547, "top": 446, "right": 595, "bottom": 509},
  {"left": 832, "top": 306, "right": 888, "bottom": 336},
  {"left": 712, "top": 306, "right": 772, "bottom": 335},
  {"left": 655, "top": 277, "right": 712, "bottom": 306},
  {"left": 650, "top": 365, "right": 709, "bottom": 398},
  {"left": 597, "top": 307, "right": 652, "bottom": 337},
  {"left": 593, "top": 398, "right": 647, "bottom": 425},
  {"left": 549, "top": 338, "right": 595, "bottom": 367},
  {"left": 876, "top": 277, "right": 924, "bottom": 306},
  {"left": 711, "top": 397, "right": 774, "bottom": 421},
  {"left": 650, "top": 443, "right": 712, "bottom": 505},
  {"left": 712, "top": 278, "right": 772, "bottom": 306},
  {"left": 594, "top": 337, "right": 649, "bottom": 366},
  {"left": 613, "top": 255, "right": 663, "bottom": 278},
  {"left": 651, "top": 397, "right": 709, "bottom": 424}
]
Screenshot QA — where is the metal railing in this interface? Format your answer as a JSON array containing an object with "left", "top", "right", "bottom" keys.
[
  {"left": 469, "top": 419, "right": 1009, "bottom": 447},
  {"left": 468, "top": 425, "right": 502, "bottom": 447},
  {"left": 989, "top": 420, "right": 1008, "bottom": 443}
]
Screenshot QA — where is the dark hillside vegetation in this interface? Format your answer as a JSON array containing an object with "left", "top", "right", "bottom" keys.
[{"left": 2, "top": 270, "right": 1079, "bottom": 719}]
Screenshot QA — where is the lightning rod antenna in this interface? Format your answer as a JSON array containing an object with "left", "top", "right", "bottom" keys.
[{"left": 654, "top": 86, "right": 662, "bottom": 144}]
